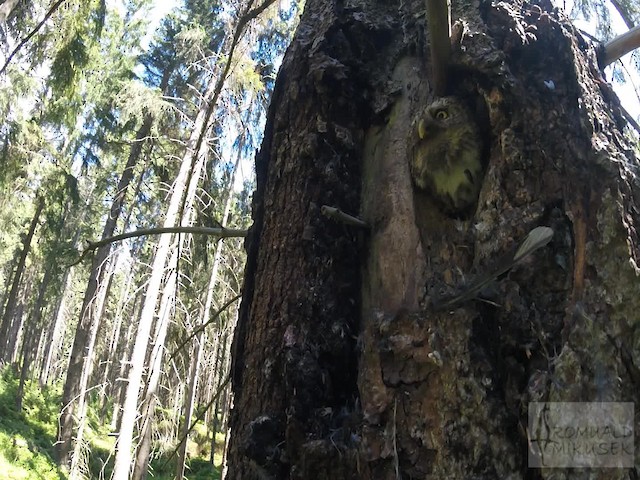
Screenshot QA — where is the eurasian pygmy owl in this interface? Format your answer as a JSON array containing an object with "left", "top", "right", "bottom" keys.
[{"left": 409, "top": 97, "right": 484, "bottom": 213}]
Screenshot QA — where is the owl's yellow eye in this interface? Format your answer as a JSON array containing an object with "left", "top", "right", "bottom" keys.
[{"left": 435, "top": 110, "right": 449, "bottom": 120}]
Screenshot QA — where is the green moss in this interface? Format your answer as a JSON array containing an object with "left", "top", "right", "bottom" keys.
[
  {"left": 0, "top": 368, "right": 65, "bottom": 480},
  {"left": 0, "top": 367, "right": 222, "bottom": 479}
]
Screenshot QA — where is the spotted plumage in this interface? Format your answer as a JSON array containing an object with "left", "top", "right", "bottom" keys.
[{"left": 409, "top": 97, "right": 484, "bottom": 213}]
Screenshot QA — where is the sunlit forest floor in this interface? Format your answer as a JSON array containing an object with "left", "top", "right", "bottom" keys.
[{"left": 0, "top": 367, "right": 222, "bottom": 479}]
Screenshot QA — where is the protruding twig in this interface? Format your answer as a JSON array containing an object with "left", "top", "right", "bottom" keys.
[
  {"left": 425, "top": 0, "right": 452, "bottom": 95},
  {"left": 70, "top": 226, "right": 247, "bottom": 266},
  {"left": 433, "top": 226, "right": 554, "bottom": 310},
  {"left": 603, "top": 25, "right": 640, "bottom": 66},
  {"left": 321, "top": 205, "right": 369, "bottom": 229}
]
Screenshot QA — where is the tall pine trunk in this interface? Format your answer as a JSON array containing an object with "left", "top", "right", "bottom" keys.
[
  {"left": 16, "top": 267, "right": 52, "bottom": 409},
  {"left": 226, "top": 0, "right": 640, "bottom": 478},
  {"left": 0, "top": 197, "right": 43, "bottom": 363},
  {"left": 57, "top": 113, "right": 154, "bottom": 468},
  {"left": 40, "top": 267, "right": 73, "bottom": 385},
  {"left": 112, "top": 82, "right": 213, "bottom": 478},
  {"left": 176, "top": 143, "right": 243, "bottom": 478}
]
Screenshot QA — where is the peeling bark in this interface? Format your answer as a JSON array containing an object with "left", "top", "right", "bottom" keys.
[{"left": 228, "top": 0, "right": 640, "bottom": 478}]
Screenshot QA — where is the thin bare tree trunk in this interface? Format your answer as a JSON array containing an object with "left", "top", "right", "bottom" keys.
[
  {"left": 15, "top": 267, "right": 52, "bottom": 409},
  {"left": 40, "top": 268, "right": 73, "bottom": 385},
  {"left": 175, "top": 332, "right": 204, "bottom": 480},
  {"left": 57, "top": 114, "right": 154, "bottom": 467},
  {"left": 110, "top": 317, "right": 137, "bottom": 431},
  {"left": 178, "top": 130, "right": 243, "bottom": 478},
  {"left": 15, "top": 268, "right": 50, "bottom": 410},
  {"left": 0, "top": 197, "right": 43, "bottom": 363},
  {"left": 16, "top": 326, "right": 36, "bottom": 410},
  {"left": 69, "top": 260, "right": 117, "bottom": 479},
  {"left": 131, "top": 245, "right": 179, "bottom": 480},
  {"left": 98, "top": 263, "right": 135, "bottom": 420},
  {"left": 113, "top": 123, "right": 207, "bottom": 476}
]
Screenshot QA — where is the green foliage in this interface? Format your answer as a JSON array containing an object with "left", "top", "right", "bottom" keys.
[
  {"left": 0, "top": 367, "right": 222, "bottom": 479},
  {"left": 0, "top": 1, "right": 37, "bottom": 44},
  {"left": 113, "top": 81, "right": 171, "bottom": 130},
  {"left": 0, "top": 367, "right": 65, "bottom": 480},
  {"left": 145, "top": 456, "right": 221, "bottom": 480},
  {"left": 0, "top": 68, "right": 38, "bottom": 122},
  {"left": 50, "top": 33, "right": 90, "bottom": 97}
]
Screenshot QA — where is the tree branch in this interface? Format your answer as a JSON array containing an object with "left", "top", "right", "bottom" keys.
[
  {"left": 425, "top": 0, "right": 451, "bottom": 96},
  {"left": 320, "top": 205, "right": 369, "bottom": 229},
  {"left": 603, "top": 25, "right": 640, "bottom": 66},
  {"left": 177, "top": 0, "right": 277, "bottom": 234},
  {"left": 71, "top": 226, "right": 247, "bottom": 266},
  {"left": 620, "top": 103, "right": 640, "bottom": 135},
  {"left": 0, "top": 0, "right": 66, "bottom": 76},
  {"left": 609, "top": 0, "right": 635, "bottom": 30},
  {"left": 168, "top": 294, "right": 241, "bottom": 363}
]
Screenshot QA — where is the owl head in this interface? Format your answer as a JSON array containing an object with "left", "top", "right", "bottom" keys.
[{"left": 416, "top": 97, "right": 471, "bottom": 140}]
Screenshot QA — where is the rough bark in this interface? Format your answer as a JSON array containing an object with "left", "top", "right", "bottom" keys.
[
  {"left": 228, "top": 0, "right": 640, "bottom": 479},
  {"left": 227, "top": 1, "right": 368, "bottom": 477}
]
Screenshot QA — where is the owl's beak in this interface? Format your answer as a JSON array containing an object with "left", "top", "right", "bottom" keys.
[
  {"left": 418, "top": 119, "right": 428, "bottom": 139},
  {"left": 417, "top": 119, "right": 436, "bottom": 139}
]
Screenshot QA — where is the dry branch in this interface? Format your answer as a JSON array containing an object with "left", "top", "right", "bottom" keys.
[
  {"left": 71, "top": 226, "right": 247, "bottom": 266},
  {"left": 603, "top": 25, "right": 640, "bottom": 66},
  {"left": 0, "top": 0, "right": 66, "bottom": 76},
  {"left": 425, "top": 0, "right": 451, "bottom": 95}
]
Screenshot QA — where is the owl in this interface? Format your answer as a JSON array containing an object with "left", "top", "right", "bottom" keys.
[{"left": 409, "top": 97, "right": 484, "bottom": 213}]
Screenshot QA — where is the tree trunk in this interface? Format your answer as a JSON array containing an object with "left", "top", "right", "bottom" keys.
[
  {"left": 98, "top": 261, "right": 135, "bottom": 420},
  {"left": 40, "top": 267, "right": 73, "bottom": 385},
  {"left": 175, "top": 333, "right": 204, "bottom": 480},
  {"left": 112, "top": 92, "right": 210, "bottom": 478},
  {"left": 68, "top": 261, "right": 117, "bottom": 479},
  {"left": 57, "top": 113, "right": 154, "bottom": 467},
  {"left": 0, "top": 197, "right": 43, "bottom": 363},
  {"left": 178, "top": 132, "right": 242, "bottom": 474},
  {"left": 109, "top": 317, "right": 137, "bottom": 431},
  {"left": 131, "top": 245, "right": 179, "bottom": 480},
  {"left": 15, "top": 266, "right": 52, "bottom": 409},
  {"left": 227, "top": 1, "right": 640, "bottom": 479},
  {"left": 15, "top": 326, "right": 36, "bottom": 411}
]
